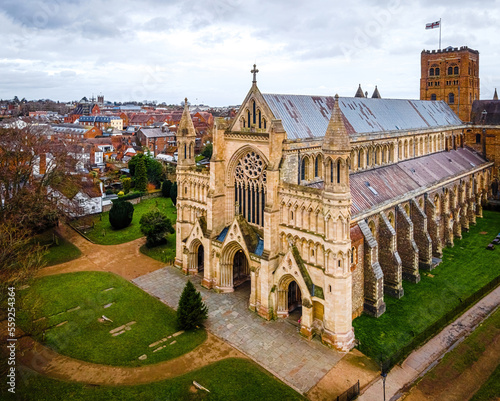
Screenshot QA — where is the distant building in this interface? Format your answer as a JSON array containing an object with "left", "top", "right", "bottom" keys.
[
  {"left": 137, "top": 127, "right": 175, "bottom": 156},
  {"left": 78, "top": 116, "right": 123, "bottom": 130}
]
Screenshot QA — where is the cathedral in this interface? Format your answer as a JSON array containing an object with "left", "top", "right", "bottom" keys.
[{"left": 175, "top": 66, "right": 493, "bottom": 351}]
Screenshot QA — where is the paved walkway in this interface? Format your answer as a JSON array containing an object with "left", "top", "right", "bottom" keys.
[
  {"left": 133, "top": 267, "right": 344, "bottom": 393},
  {"left": 358, "top": 285, "right": 500, "bottom": 401},
  {"left": 40, "top": 224, "right": 165, "bottom": 280}
]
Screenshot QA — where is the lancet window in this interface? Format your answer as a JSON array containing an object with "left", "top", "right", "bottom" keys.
[{"left": 234, "top": 151, "right": 267, "bottom": 226}]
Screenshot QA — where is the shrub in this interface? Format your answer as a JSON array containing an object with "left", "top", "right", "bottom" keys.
[
  {"left": 109, "top": 201, "right": 134, "bottom": 229},
  {"left": 201, "top": 142, "right": 213, "bottom": 159},
  {"left": 120, "top": 192, "right": 144, "bottom": 201},
  {"left": 139, "top": 210, "right": 174, "bottom": 247},
  {"left": 122, "top": 177, "right": 131, "bottom": 194},
  {"left": 176, "top": 280, "right": 208, "bottom": 330},
  {"left": 162, "top": 180, "right": 172, "bottom": 198}
]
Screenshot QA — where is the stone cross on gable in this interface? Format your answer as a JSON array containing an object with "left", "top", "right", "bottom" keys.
[{"left": 251, "top": 64, "right": 259, "bottom": 83}]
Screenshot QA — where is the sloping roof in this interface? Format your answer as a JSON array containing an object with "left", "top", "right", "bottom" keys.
[
  {"left": 471, "top": 100, "right": 500, "bottom": 125},
  {"left": 349, "top": 148, "right": 487, "bottom": 216},
  {"left": 262, "top": 94, "right": 462, "bottom": 140},
  {"left": 137, "top": 127, "right": 172, "bottom": 138}
]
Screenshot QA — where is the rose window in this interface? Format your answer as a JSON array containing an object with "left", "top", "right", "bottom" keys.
[
  {"left": 234, "top": 151, "right": 267, "bottom": 227},
  {"left": 241, "top": 152, "right": 264, "bottom": 178}
]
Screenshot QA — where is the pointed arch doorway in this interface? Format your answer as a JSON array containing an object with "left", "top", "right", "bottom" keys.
[
  {"left": 277, "top": 275, "right": 303, "bottom": 325},
  {"left": 188, "top": 240, "right": 204, "bottom": 274},
  {"left": 219, "top": 242, "right": 251, "bottom": 292}
]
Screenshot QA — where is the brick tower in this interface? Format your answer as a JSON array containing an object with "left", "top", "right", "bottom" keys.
[{"left": 420, "top": 46, "right": 480, "bottom": 122}]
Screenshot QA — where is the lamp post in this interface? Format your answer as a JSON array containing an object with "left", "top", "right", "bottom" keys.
[{"left": 381, "top": 371, "right": 387, "bottom": 401}]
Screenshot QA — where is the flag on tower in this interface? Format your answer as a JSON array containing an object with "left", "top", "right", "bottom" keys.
[{"left": 426, "top": 21, "right": 440, "bottom": 29}]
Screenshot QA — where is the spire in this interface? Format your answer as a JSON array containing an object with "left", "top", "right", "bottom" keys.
[
  {"left": 355, "top": 84, "right": 365, "bottom": 98},
  {"left": 178, "top": 97, "right": 196, "bottom": 137},
  {"left": 372, "top": 86, "right": 381, "bottom": 98},
  {"left": 494, "top": 88, "right": 498, "bottom": 100},
  {"left": 323, "top": 94, "right": 350, "bottom": 152}
]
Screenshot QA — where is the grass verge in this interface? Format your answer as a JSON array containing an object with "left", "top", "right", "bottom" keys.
[
  {"left": 409, "top": 308, "right": 500, "bottom": 400},
  {"left": 74, "top": 197, "right": 176, "bottom": 245},
  {"left": 17, "top": 271, "right": 206, "bottom": 366},
  {"left": 35, "top": 229, "right": 82, "bottom": 267},
  {"left": 8, "top": 358, "right": 305, "bottom": 401},
  {"left": 139, "top": 233, "right": 176, "bottom": 264},
  {"left": 354, "top": 210, "right": 500, "bottom": 364},
  {"left": 470, "top": 363, "right": 500, "bottom": 401}
]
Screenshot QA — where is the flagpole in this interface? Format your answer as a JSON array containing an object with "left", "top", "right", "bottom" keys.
[{"left": 439, "top": 18, "right": 442, "bottom": 50}]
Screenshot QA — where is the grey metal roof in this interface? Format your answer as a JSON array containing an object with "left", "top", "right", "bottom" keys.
[
  {"left": 350, "top": 148, "right": 487, "bottom": 216},
  {"left": 138, "top": 128, "right": 172, "bottom": 138},
  {"left": 262, "top": 94, "right": 462, "bottom": 140}
]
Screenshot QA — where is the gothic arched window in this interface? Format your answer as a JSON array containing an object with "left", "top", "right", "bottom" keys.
[
  {"left": 435, "top": 67, "right": 440, "bottom": 76},
  {"left": 431, "top": 94, "right": 437, "bottom": 101},
  {"left": 301, "top": 158, "right": 306, "bottom": 181},
  {"left": 448, "top": 66, "right": 453, "bottom": 75},
  {"left": 448, "top": 93, "right": 455, "bottom": 104},
  {"left": 234, "top": 151, "right": 267, "bottom": 226},
  {"left": 314, "top": 157, "right": 319, "bottom": 177},
  {"left": 184, "top": 143, "right": 187, "bottom": 159},
  {"left": 337, "top": 159, "right": 341, "bottom": 184},
  {"left": 454, "top": 66, "right": 459, "bottom": 75},
  {"left": 429, "top": 68, "right": 434, "bottom": 76}
]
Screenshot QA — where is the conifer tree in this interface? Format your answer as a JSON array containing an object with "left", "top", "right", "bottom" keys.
[
  {"left": 135, "top": 156, "right": 147, "bottom": 192},
  {"left": 170, "top": 182, "right": 178, "bottom": 205},
  {"left": 162, "top": 180, "right": 172, "bottom": 198},
  {"left": 176, "top": 280, "right": 208, "bottom": 330}
]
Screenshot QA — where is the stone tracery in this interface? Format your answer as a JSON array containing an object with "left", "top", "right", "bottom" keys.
[{"left": 234, "top": 151, "right": 267, "bottom": 226}]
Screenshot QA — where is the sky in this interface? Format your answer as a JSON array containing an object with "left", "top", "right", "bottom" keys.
[{"left": 1, "top": 0, "right": 499, "bottom": 106}]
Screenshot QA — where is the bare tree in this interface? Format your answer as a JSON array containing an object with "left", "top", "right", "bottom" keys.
[{"left": 0, "top": 125, "right": 84, "bottom": 297}]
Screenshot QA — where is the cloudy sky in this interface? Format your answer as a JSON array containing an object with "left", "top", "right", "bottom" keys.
[{"left": 1, "top": 0, "right": 499, "bottom": 105}]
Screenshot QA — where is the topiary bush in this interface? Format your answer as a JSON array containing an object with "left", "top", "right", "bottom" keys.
[
  {"left": 176, "top": 280, "right": 208, "bottom": 330},
  {"left": 109, "top": 200, "right": 134, "bottom": 229}
]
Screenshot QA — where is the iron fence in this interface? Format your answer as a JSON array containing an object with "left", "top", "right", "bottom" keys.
[{"left": 337, "top": 380, "right": 360, "bottom": 401}]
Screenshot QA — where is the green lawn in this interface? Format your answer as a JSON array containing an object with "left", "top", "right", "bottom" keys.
[
  {"left": 411, "top": 308, "right": 500, "bottom": 400},
  {"left": 8, "top": 359, "right": 305, "bottom": 401},
  {"left": 76, "top": 197, "right": 176, "bottom": 245},
  {"left": 140, "top": 233, "right": 176, "bottom": 263},
  {"left": 354, "top": 210, "right": 500, "bottom": 363},
  {"left": 35, "top": 229, "right": 82, "bottom": 267},
  {"left": 17, "top": 272, "right": 206, "bottom": 367}
]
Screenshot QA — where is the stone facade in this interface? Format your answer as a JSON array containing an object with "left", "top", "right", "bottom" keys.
[{"left": 175, "top": 78, "right": 493, "bottom": 352}]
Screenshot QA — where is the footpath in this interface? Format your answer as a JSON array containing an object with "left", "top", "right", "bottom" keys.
[{"left": 358, "top": 285, "right": 500, "bottom": 401}]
